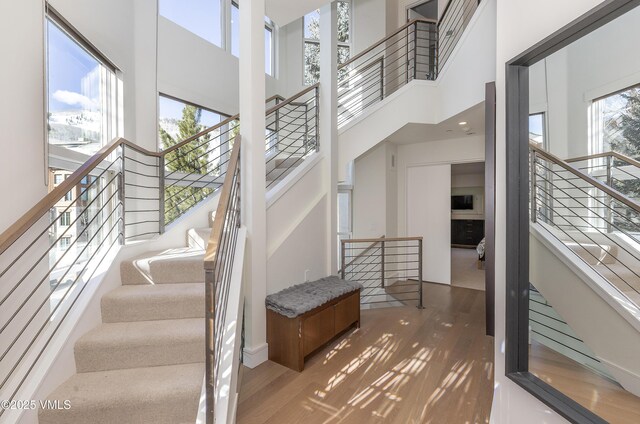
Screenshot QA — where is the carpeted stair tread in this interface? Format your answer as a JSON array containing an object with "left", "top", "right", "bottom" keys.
[
  {"left": 120, "top": 247, "right": 205, "bottom": 285},
  {"left": 38, "top": 363, "right": 204, "bottom": 424},
  {"left": 101, "top": 283, "right": 204, "bottom": 323},
  {"left": 75, "top": 318, "right": 205, "bottom": 372}
]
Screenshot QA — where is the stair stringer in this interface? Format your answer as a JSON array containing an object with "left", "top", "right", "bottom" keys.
[
  {"left": 530, "top": 223, "right": 640, "bottom": 397},
  {"left": 6, "top": 192, "right": 220, "bottom": 424}
]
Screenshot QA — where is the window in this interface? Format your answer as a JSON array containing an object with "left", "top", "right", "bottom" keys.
[
  {"left": 54, "top": 174, "right": 65, "bottom": 185},
  {"left": 593, "top": 85, "right": 640, "bottom": 157},
  {"left": 529, "top": 113, "right": 546, "bottom": 148},
  {"left": 46, "top": 9, "right": 118, "bottom": 157},
  {"left": 60, "top": 211, "right": 71, "bottom": 227},
  {"left": 265, "top": 23, "right": 274, "bottom": 76},
  {"left": 303, "top": 2, "right": 351, "bottom": 85},
  {"left": 158, "top": 94, "right": 228, "bottom": 149},
  {"left": 230, "top": 1, "right": 240, "bottom": 57},
  {"left": 159, "top": 0, "right": 223, "bottom": 47},
  {"left": 64, "top": 191, "right": 73, "bottom": 202},
  {"left": 59, "top": 237, "right": 72, "bottom": 249}
]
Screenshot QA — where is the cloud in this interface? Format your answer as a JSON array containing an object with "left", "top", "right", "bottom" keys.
[{"left": 52, "top": 90, "right": 97, "bottom": 110}]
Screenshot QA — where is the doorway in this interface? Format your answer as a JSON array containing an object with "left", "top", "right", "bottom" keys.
[{"left": 450, "top": 162, "right": 486, "bottom": 291}]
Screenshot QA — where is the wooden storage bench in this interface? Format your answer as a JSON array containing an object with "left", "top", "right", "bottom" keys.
[{"left": 266, "top": 279, "right": 361, "bottom": 372}]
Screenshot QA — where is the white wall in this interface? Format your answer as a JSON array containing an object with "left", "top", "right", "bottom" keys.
[
  {"left": 0, "top": 0, "right": 47, "bottom": 234},
  {"left": 528, "top": 5, "right": 640, "bottom": 159},
  {"left": 492, "top": 1, "right": 606, "bottom": 423},
  {"left": 158, "top": 17, "right": 284, "bottom": 118},
  {"left": 407, "top": 164, "right": 451, "bottom": 284},
  {"left": 266, "top": 157, "right": 329, "bottom": 293}
]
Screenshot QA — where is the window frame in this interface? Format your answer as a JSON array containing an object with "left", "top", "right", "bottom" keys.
[{"left": 265, "top": 19, "right": 276, "bottom": 76}]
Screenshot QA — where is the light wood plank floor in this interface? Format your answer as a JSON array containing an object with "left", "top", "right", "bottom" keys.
[
  {"left": 237, "top": 283, "right": 494, "bottom": 424},
  {"left": 530, "top": 340, "right": 640, "bottom": 424}
]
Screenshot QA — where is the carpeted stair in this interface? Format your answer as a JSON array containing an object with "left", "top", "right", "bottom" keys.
[{"left": 38, "top": 248, "right": 208, "bottom": 424}]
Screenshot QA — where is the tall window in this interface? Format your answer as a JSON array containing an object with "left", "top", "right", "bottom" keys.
[
  {"left": 265, "top": 21, "right": 274, "bottom": 76},
  {"left": 230, "top": 1, "right": 240, "bottom": 57},
  {"left": 47, "top": 11, "right": 118, "bottom": 157},
  {"left": 159, "top": 0, "right": 223, "bottom": 47},
  {"left": 593, "top": 85, "right": 640, "bottom": 158},
  {"left": 303, "top": 2, "right": 351, "bottom": 85}
]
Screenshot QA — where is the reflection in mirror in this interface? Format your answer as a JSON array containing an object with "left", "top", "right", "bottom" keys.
[{"left": 528, "top": 5, "right": 640, "bottom": 422}]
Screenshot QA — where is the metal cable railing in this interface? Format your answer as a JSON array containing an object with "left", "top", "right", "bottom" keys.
[
  {"left": 0, "top": 85, "right": 319, "bottom": 414},
  {"left": 341, "top": 237, "right": 423, "bottom": 308},
  {"left": 204, "top": 136, "right": 241, "bottom": 424},
  {"left": 265, "top": 84, "right": 319, "bottom": 188},
  {"left": 337, "top": 19, "right": 437, "bottom": 127},
  {"left": 566, "top": 151, "right": 640, "bottom": 209},
  {"left": 438, "top": 0, "right": 480, "bottom": 73},
  {"left": 0, "top": 141, "right": 124, "bottom": 415},
  {"left": 530, "top": 144, "right": 640, "bottom": 308}
]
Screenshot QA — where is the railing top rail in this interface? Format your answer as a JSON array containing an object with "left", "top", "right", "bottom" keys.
[
  {"left": 265, "top": 83, "right": 319, "bottom": 116},
  {"left": 0, "top": 136, "right": 132, "bottom": 257},
  {"left": 530, "top": 143, "right": 640, "bottom": 214},
  {"left": 204, "top": 135, "right": 241, "bottom": 270},
  {"left": 565, "top": 151, "right": 640, "bottom": 169},
  {"left": 338, "top": 18, "right": 437, "bottom": 70},
  {"left": 266, "top": 94, "right": 286, "bottom": 103},
  {"left": 342, "top": 236, "right": 423, "bottom": 244},
  {"left": 161, "top": 113, "right": 240, "bottom": 155}
]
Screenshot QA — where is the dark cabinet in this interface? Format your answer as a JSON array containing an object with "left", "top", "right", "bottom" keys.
[{"left": 451, "top": 219, "right": 484, "bottom": 247}]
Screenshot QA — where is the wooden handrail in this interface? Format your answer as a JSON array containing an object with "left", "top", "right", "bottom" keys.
[
  {"left": 204, "top": 135, "right": 241, "bottom": 270},
  {"left": 0, "top": 85, "right": 314, "bottom": 259},
  {"left": 565, "top": 151, "right": 640, "bottom": 169},
  {"left": 0, "top": 137, "right": 127, "bottom": 256},
  {"left": 530, "top": 143, "right": 640, "bottom": 214},
  {"left": 161, "top": 113, "right": 240, "bottom": 155},
  {"left": 265, "top": 84, "right": 319, "bottom": 116},
  {"left": 338, "top": 18, "right": 436, "bottom": 71},
  {"left": 266, "top": 94, "right": 286, "bottom": 104}
]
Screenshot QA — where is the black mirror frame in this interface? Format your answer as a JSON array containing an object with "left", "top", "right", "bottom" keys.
[{"left": 505, "top": 1, "right": 640, "bottom": 423}]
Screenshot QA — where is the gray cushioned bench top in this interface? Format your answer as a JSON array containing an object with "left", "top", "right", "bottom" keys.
[{"left": 265, "top": 276, "right": 362, "bottom": 318}]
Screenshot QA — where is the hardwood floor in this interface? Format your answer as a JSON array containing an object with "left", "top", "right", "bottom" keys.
[
  {"left": 530, "top": 340, "right": 640, "bottom": 424},
  {"left": 237, "top": 283, "right": 494, "bottom": 424}
]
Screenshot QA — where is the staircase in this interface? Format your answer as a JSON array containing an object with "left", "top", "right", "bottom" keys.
[
  {"left": 529, "top": 142, "right": 640, "bottom": 396},
  {"left": 38, "top": 215, "right": 222, "bottom": 424}
]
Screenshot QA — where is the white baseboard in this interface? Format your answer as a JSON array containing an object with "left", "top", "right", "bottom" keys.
[
  {"left": 243, "top": 343, "right": 268, "bottom": 369},
  {"left": 599, "top": 357, "right": 640, "bottom": 398}
]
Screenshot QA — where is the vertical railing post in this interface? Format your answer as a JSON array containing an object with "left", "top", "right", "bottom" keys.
[
  {"left": 305, "top": 101, "right": 310, "bottom": 155},
  {"left": 418, "top": 238, "right": 424, "bottom": 309},
  {"left": 381, "top": 239, "right": 385, "bottom": 288},
  {"left": 275, "top": 98, "right": 280, "bottom": 153},
  {"left": 413, "top": 22, "right": 418, "bottom": 81},
  {"left": 119, "top": 144, "right": 126, "bottom": 244},
  {"left": 605, "top": 155, "right": 613, "bottom": 233},
  {"left": 159, "top": 155, "right": 165, "bottom": 234},
  {"left": 315, "top": 86, "right": 320, "bottom": 152},
  {"left": 530, "top": 149, "right": 537, "bottom": 223},
  {"left": 205, "top": 268, "right": 215, "bottom": 424},
  {"left": 341, "top": 240, "right": 346, "bottom": 280}
]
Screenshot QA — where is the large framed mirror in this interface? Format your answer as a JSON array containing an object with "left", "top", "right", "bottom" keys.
[{"left": 506, "top": 0, "right": 640, "bottom": 422}]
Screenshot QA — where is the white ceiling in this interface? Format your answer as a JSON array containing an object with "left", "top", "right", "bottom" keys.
[
  {"left": 266, "top": 0, "right": 330, "bottom": 27},
  {"left": 385, "top": 102, "right": 485, "bottom": 145}
]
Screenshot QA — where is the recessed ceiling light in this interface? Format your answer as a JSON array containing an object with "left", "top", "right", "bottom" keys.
[{"left": 458, "top": 121, "right": 467, "bottom": 125}]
